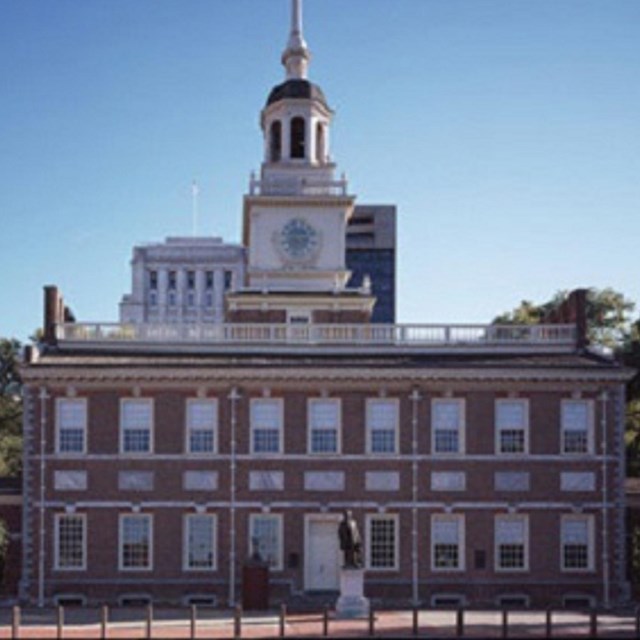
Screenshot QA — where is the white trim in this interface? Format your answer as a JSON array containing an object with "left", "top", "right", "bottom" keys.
[
  {"left": 303, "top": 513, "right": 341, "bottom": 590},
  {"left": 494, "top": 514, "right": 529, "bottom": 572},
  {"left": 250, "top": 397, "right": 284, "bottom": 455},
  {"left": 118, "top": 513, "right": 153, "bottom": 572},
  {"left": 365, "top": 398, "right": 400, "bottom": 455},
  {"left": 430, "top": 513, "right": 465, "bottom": 572},
  {"left": 185, "top": 398, "right": 219, "bottom": 455},
  {"left": 53, "top": 512, "right": 87, "bottom": 571},
  {"left": 183, "top": 513, "right": 218, "bottom": 572},
  {"left": 119, "top": 398, "right": 154, "bottom": 455},
  {"left": 431, "top": 398, "right": 466, "bottom": 455},
  {"left": 55, "top": 397, "right": 88, "bottom": 456},
  {"left": 307, "top": 398, "right": 342, "bottom": 455},
  {"left": 495, "top": 398, "right": 529, "bottom": 456},
  {"left": 248, "top": 512, "right": 284, "bottom": 571},
  {"left": 365, "top": 513, "right": 399, "bottom": 571}
]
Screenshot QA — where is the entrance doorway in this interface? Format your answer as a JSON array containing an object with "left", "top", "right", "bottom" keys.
[{"left": 304, "top": 515, "right": 341, "bottom": 591}]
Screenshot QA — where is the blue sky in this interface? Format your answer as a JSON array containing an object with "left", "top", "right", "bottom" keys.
[{"left": 1, "top": 0, "right": 639, "bottom": 342}]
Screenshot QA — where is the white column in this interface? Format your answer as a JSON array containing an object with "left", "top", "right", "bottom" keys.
[
  {"left": 195, "top": 270, "right": 205, "bottom": 324},
  {"left": 158, "top": 269, "right": 168, "bottom": 323},
  {"left": 214, "top": 269, "right": 225, "bottom": 323},
  {"left": 307, "top": 116, "right": 316, "bottom": 164}
]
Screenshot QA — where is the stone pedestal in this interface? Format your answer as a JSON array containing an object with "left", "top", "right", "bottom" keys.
[{"left": 335, "top": 568, "right": 369, "bottom": 618}]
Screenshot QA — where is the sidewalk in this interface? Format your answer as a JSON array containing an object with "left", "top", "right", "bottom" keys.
[{"left": 0, "top": 607, "right": 638, "bottom": 638}]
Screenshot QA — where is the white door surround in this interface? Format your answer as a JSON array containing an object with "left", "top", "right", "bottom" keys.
[{"left": 304, "top": 514, "right": 341, "bottom": 591}]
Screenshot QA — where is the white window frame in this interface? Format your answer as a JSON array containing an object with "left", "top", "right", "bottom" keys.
[
  {"left": 250, "top": 398, "right": 284, "bottom": 455},
  {"left": 560, "top": 514, "right": 595, "bottom": 572},
  {"left": 494, "top": 514, "right": 529, "bottom": 572},
  {"left": 54, "top": 513, "right": 87, "bottom": 571},
  {"left": 431, "top": 399, "right": 466, "bottom": 455},
  {"left": 120, "top": 398, "right": 154, "bottom": 455},
  {"left": 185, "top": 399, "right": 219, "bottom": 455},
  {"left": 119, "top": 514, "right": 153, "bottom": 571},
  {"left": 307, "top": 398, "right": 341, "bottom": 455},
  {"left": 495, "top": 399, "right": 529, "bottom": 455},
  {"left": 561, "top": 399, "right": 595, "bottom": 455},
  {"left": 183, "top": 514, "right": 217, "bottom": 572},
  {"left": 366, "top": 398, "right": 399, "bottom": 455},
  {"left": 365, "top": 513, "right": 399, "bottom": 571},
  {"left": 431, "top": 514, "right": 465, "bottom": 572},
  {"left": 55, "top": 398, "right": 88, "bottom": 455},
  {"left": 248, "top": 513, "right": 283, "bottom": 571}
]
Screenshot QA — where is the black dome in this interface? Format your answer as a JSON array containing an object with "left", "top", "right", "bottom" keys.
[{"left": 266, "top": 79, "right": 329, "bottom": 109}]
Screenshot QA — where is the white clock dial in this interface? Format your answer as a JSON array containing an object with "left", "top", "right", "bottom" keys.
[{"left": 279, "top": 218, "right": 320, "bottom": 261}]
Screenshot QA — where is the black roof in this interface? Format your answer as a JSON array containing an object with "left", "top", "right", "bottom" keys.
[{"left": 266, "top": 79, "right": 330, "bottom": 109}]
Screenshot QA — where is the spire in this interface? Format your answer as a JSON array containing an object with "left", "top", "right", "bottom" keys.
[{"left": 282, "top": 0, "right": 310, "bottom": 80}]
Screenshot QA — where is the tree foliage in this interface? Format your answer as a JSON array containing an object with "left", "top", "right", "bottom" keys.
[{"left": 0, "top": 339, "right": 22, "bottom": 476}]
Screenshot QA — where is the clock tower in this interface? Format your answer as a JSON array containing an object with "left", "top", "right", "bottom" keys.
[{"left": 228, "top": 0, "right": 375, "bottom": 323}]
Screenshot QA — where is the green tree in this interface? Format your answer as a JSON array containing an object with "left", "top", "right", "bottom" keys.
[
  {"left": 0, "top": 339, "right": 22, "bottom": 476},
  {"left": 494, "top": 288, "right": 635, "bottom": 348}
]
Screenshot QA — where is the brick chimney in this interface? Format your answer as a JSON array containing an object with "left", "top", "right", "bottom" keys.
[
  {"left": 43, "top": 286, "right": 75, "bottom": 345},
  {"left": 543, "top": 288, "right": 588, "bottom": 350}
]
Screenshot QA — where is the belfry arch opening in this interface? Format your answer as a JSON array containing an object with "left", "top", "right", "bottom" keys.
[
  {"left": 270, "top": 121, "right": 282, "bottom": 163},
  {"left": 316, "top": 123, "right": 325, "bottom": 163},
  {"left": 290, "top": 117, "right": 306, "bottom": 159}
]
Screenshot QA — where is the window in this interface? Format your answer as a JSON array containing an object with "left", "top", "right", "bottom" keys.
[
  {"left": 168, "top": 271, "right": 177, "bottom": 290},
  {"left": 149, "top": 271, "right": 158, "bottom": 290},
  {"left": 55, "top": 514, "right": 86, "bottom": 570},
  {"left": 561, "top": 515, "right": 594, "bottom": 571},
  {"left": 120, "top": 399, "right": 153, "bottom": 454},
  {"left": 308, "top": 399, "right": 340, "bottom": 454},
  {"left": 561, "top": 400, "right": 593, "bottom": 454},
  {"left": 224, "top": 270, "right": 233, "bottom": 291},
  {"left": 496, "top": 400, "right": 528, "bottom": 454},
  {"left": 270, "top": 121, "right": 282, "bottom": 162},
  {"left": 56, "top": 398, "right": 87, "bottom": 454},
  {"left": 290, "top": 117, "right": 306, "bottom": 159},
  {"left": 431, "top": 472, "right": 466, "bottom": 492},
  {"left": 366, "top": 515, "right": 398, "bottom": 570},
  {"left": 249, "top": 514, "right": 283, "bottom": 570},
  {"left": 366, "top": 399, "right": 398, "bottom": 454},
  {"left": 432, "top": 399, "right": 465, "bottom": 454},
  {"left": 187, "top": 271, "right": 195, "bottom": 289},
  {"left": 495, "top": 515, "right": 528, "bottom": 571},
  {"left": 186, "top": 399, "right": 218, "bottom": 454},
  {"left": 431, "top": 514, "right": 464, "bottom": 571},
  {"left": 120, "top": 514, "right": 152, "bottom": 570},
  {"left": 251, "top": 399, "right": 283, "bottom": 454},
  {"left": 184, "top": 514, "right": 217, "bottom": 571}
]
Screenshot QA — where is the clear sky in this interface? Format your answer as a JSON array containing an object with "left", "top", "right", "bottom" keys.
[{"left": 1, "top": 0, "right": 639, "bottom": 342}]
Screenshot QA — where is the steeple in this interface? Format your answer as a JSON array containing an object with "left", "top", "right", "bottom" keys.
[{"left": 282, "top": 0, "right": 310, "bottom": 80}]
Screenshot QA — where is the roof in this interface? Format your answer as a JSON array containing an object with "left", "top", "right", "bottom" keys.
[{"left": 266, "top": 79, "right": 329, "bottom": 109}]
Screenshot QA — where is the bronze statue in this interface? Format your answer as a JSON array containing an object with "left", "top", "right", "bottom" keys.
[{"left": 338, "top": 510, "right": 363, "bottom": 568}]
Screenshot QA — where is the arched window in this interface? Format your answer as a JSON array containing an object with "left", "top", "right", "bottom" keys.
[
  {"left": 290, "top": 117, "right": 306, "bottom": 159},
  {"left": 316, "top": 123, "right": 325, "bottom": 163},
  {"left": 270, "top": 121, "right": 282, "bottom": 163}
]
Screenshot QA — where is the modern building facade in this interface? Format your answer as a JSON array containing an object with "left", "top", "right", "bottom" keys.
[
  {"left": 119, "top": 237, "right": 245, "bottom": 326},
  {"left": 19, "top": 0, "right": 632, "bottom": 609}
]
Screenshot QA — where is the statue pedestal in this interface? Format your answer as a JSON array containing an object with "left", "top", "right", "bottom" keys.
[{"left": 335, "top": 568, "right": 369, "bottom": 618}]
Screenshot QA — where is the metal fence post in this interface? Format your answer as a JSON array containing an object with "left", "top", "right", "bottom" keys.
[
  {"left": 11, "top": 605, "right": 20, "bottom": 640},
  {"left": 190, "top": 604, "right": 197, "bottom": 640},
  {"left": 636, "top": 606, "right": 640, "bottom": 638},
  {"left": 146, "top": 603, "right": 153, "bottom": 639},
  {"left": 100, "top": 605, "right": 108, "bottom": 639},
  {"left": 279, "top": 603, "right": 287, "bottom": 638},
  {"left": 412, "top": 606, "right": 419, "bottom": 636},
  {"left": 369, "top": 606, "right": 375, "bottom": 637},
  {"left": 323, "top": 606, "right": 329, "bottom": 637},
  {"left": 456, "top": 608, "right": 464, "bottom": 637},
  {"left": 57, "top": 606, "right": 64, "bottom": 639},
  {"left": 545, "top": 608, "right": 552, "bottom": 639},
  {"left": 590, "top": 609, "right": 597, "bottom": 638},
  {"left": 234, "top": 604, "right": 242, "bottom": 639},
  {"left": 502, "top": 609, "right": 508, "bottom": 638}
]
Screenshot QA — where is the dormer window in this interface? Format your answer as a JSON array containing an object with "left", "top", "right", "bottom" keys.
[
  {"left": 290, "top": 117, "right": 306, "bottom": 159},
  {"left": 270, "top": 121, "right": 282, "bottom": 162}
]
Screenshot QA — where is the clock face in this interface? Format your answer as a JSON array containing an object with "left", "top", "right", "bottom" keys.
[{"left": 278, "top": 218, "right": 320, "bottom": 261}]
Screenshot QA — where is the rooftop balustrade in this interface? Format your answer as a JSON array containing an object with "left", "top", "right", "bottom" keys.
[
  {"left": 249, "top": 176, "right": 349, "bottom": 197},
  {"left": 55, "top": 322, "right": 577, "bottom": 353}
]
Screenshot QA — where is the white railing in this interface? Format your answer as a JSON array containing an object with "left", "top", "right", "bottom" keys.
[
  {"left": 249, "top": 176, "right": 348, "bottom": 197},
  {"left": 56, "top": 322, "right": 577, "bottom": 349}
]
